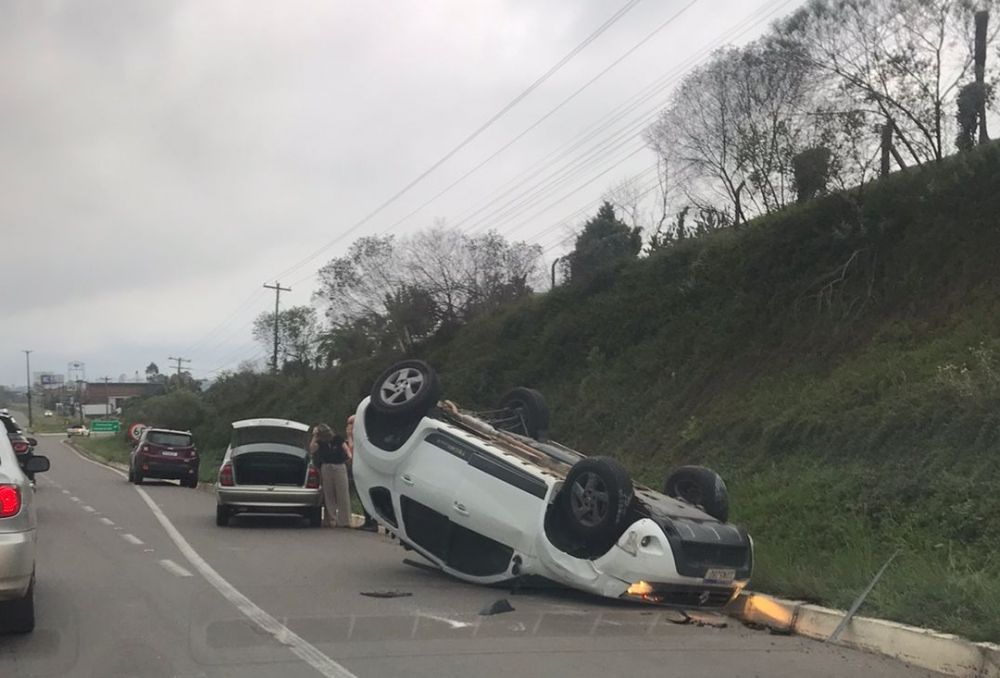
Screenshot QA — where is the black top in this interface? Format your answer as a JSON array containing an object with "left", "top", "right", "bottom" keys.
[{"left": 316, "top": 435, "right": 347, "bottom": 465}]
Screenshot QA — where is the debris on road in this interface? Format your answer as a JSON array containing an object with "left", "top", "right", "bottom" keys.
[
  {"left": 360, "top": 590, "right": 413, "bottom": 598},
  {"left": 479, "top": 598, "right": 515, "bottom": 615},
  {"left": 668, "top": 611, "right": 728, "bottom": 628}
]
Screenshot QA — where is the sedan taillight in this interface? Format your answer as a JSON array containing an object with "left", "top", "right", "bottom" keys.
[
  {"left": 219, "top": 462, "right": 234, "bottom": 487},
  {"left": 11, "top": 441, "right": 29, "bottom": 455},
  {"left": 306, "top": 466, "right": 320, "bottom": 489},
  {"left": 0, "top": 485, "right": 21, "bottom": 518}
]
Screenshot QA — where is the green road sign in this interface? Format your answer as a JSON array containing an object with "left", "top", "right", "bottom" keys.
[{"left": 90, "top": 420, "right": 120, "bottom": 433}]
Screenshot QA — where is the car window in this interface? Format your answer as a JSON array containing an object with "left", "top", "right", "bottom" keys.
[
  {"left": 147, "top": 431, "right": 193, "bottom": 447},
  {"left": 231, "top": 426, "right": 308, "bottom": 449},
  {"left": 1, "top": 416, "right": 21, "bottom": 434}
]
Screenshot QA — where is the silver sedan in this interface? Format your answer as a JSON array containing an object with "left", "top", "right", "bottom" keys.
[{"left": 0, "top": 434, "right": 50, "bottom": 633}]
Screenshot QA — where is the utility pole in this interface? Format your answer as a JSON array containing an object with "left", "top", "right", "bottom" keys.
[
  {"left": 102, "top": 376, "right": 111, "bottom": 417},
  {"left": 22, "top": 350, "right": 33, "bottom": 429},
  {"left": 263, "top": 282, "right": 291, "bottom": 372},
  {"left": 167, "top": 356, "right": 191, "bottom": 386},
  {"left": 975, "top": 10, "right": 990, "bottom": 144}
]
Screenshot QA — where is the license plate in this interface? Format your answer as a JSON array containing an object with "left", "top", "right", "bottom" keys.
[
  {"left": 704, "top": 568, "right": 736, "bottom": 583},
  {"left": 162, "top": 451, "right": 178, "bottom": 457}
]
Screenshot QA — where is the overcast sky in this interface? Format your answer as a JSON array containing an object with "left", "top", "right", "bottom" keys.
[{"left": 0, "top": 0, "right": 792, "bottom": 386}]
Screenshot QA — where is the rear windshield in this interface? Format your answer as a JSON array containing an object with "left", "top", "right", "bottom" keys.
[
  {"left": 147, "top": 431, "right": 193, "bottom": 447},
  {"left": 232, "top": 426, "right": 308, "bottom": 449},
  {"left": 1, "top": 416, "right": 20, "bottom": 434}
]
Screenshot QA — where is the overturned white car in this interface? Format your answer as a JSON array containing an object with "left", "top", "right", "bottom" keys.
[{"left": 353, "top": 360, "right": 753, "bottom": 609}]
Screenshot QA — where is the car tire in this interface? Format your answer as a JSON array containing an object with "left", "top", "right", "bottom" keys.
[
  {"left": 499, "top": 387, "right": 550, "bottom": 440},
  {"left": 216, "top": 504, "right": 231, "bottom": 527},
  {"left": 127, "top": 467, "right": 135, "bottom": 483},
  {"left": 560, "top": 457, "right": 634, "bottom": 549},
  {"left": 184, "top": 476, "right": 198, "bottom": 489},
  {"left": 133, "top": 469, "right": 143, "bottom": 485},
  {"left": 663, "top": 465, "right": 730, "bottom": 523},
  {"left": 306, "top": 506, "right": 322, "bottom": 528},
  {"left": 0, "top": 574, "right": 35, "bottom": 634},
  {"left": 370, "top": 360, "right": 441, "bottom": 418}
]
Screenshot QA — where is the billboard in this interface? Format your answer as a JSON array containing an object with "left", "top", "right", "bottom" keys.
[{"left": 35, "top": 373, "right": 66, "bottom": 389}]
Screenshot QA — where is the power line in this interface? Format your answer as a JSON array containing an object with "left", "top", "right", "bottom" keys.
[
  {"left": 167, "top": 356, "right": 191, "bottom": 379},
  {"left": 269, "top": 0, "right": 645, "bottom": 283}
]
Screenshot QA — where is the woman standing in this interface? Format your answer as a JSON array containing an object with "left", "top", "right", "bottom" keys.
[
  {"left": 309, "top": 423, "right": 351, "bottom": 527},
  {"left": 345, "top": 415, "right": 378, "bottom": 531}
]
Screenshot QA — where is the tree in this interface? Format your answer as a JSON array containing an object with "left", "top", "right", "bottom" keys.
[
  {"left": 252, "top": 305, "right": 319, "bottom": 368},
  {"left": 792, "top": 146, "right": 834, "bottom": 201},
  {"left": 646, "top": 40, "right": 812, "bottom": 222},
  {"left": 778, "top": 0, "right": 1000, "bottom": 165},
  {"left": 567, "top": 202, "right": 642, "bottom": 283},
  {"left": 145, "top": 362, "right": 166, "bottom": 384}
]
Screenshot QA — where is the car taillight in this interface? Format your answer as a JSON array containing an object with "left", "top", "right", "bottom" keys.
[
  {"left": 141, "top": 445, "right": 151, "bottom": 454},
  {"left": 219, "top": 463, "right": 234, "bottom": 487},
  {"left": 0, "top": 485, "right": 21, "bottom": 518},
  {"left": 306, "top": 465, "right": 320, "bottom": 489},
  {"left": 12, "top": 441, "right": 29, "bottom": 455}
]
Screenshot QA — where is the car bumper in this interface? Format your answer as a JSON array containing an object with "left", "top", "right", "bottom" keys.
[
  {"left": 0, "top": 530, "right": 35, "bottom": 601},
  {"left": 535, "top": 518, "right": 750, "bottom": 609},
  {"left": 216, "top": 486, "right": 321, "bottom": 509},
  {"left": 140, "top": 460, "right": 199, "bottom": 479}
]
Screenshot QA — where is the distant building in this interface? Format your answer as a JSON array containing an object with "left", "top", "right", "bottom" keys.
[{"left": 80, "top": 381, "right": 164, "bottom": 417}]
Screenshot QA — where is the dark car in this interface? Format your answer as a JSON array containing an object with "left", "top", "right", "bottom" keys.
[
  {"left": 0, "top": 413, "right": 39, "bottom": 482},
  {"left": 128, "top": 428, "right": 199, "bottom": 487}
]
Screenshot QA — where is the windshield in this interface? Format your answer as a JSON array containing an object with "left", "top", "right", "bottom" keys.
[
  {"left": 147, "top": 431, "right": 193, "bottom": 447},
  {"left": 231, "top": 425, "right": 308, "bottom": 449}
]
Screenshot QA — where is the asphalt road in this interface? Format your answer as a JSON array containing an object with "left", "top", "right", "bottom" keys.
[{"left": 0, "top": 435, "right": 942, "bottom": 678}]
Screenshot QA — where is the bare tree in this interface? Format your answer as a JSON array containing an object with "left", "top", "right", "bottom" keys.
[{"left": 779, "top": 0, "right": 1000, "bottom": 165}]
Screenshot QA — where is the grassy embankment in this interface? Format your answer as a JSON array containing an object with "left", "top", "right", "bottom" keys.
[{"left": 120, "top": 143, "right": 1000, "bottom": 640}]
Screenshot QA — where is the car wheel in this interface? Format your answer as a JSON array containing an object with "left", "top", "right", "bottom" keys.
[
  {"left": 0, "top": 575, "right": 35, "bottom": 634},
  {"left": 306, "top": 506, "right": 322, "bottom": 527},
  {"left": 133, "top": 470, "right": 143, "bottom": 485},
  {"left": 499, "top": 387, "right": 550, "bottom": 440},
  {"left": 216, "top": 504, "right": 231, "bottom": 527},
  {"left": 370, "top": 360, "right": 442, "bottom": 418},
  {"left": 560, "top": 457, "right": 633, "bottom": 548},
  {"left": 184, "top": 476, "right": 198, "bottom": 489},
  {"left": 663, "top": 465, "right": 729, "bottom": 523}
]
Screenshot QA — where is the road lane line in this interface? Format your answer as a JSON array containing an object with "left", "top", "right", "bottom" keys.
[
  {"left": 100, "top": 517, "right": 115, "bottom": 526},
  {"left": 62, "top": 439, "right": 358, "bottom": 678},
  {"left": 82, "top": 505, "right": 96, "bottom": 513},
  {"left": 70, "top": 496, "right": 80, "bottom": 502},
  {"left": 414, "top": 611, "right": 473, "bottom": 629},
  {"left": 121, "top": 533, "right": 144, "bottom": 545},
  {"left": 61, "top": 489, "right": 70, "bottom": 495},
  {"left": 158, "top": 559, "right": 193, "bottom": 578},
  {"left": 133, "top": 486, "right": 359, "bottom": 678}
]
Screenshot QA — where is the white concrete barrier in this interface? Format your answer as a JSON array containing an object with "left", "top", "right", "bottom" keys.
[{"left": 730, "top": 592, "right": 1000, "bottom": 677}]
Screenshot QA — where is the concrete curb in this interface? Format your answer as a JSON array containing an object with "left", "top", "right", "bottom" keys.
[{"left": 729, "top": 592, "right": 1000, "bottom": 677}]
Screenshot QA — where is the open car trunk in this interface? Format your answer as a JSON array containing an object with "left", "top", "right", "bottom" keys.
[{"left": 232, "top": 443, "right": 307, "bottom": 486}]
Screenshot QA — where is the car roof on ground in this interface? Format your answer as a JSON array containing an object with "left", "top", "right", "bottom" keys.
[{"left": 231, "top": 418, "right": 309, "bottom": 432}]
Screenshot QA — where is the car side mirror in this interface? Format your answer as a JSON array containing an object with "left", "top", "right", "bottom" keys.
[
  {"left": 25, "top": 455, "right": 50, "bottom": 474},
  {"left": 27, "top": 437, "right": 38, "bottom": 447}
]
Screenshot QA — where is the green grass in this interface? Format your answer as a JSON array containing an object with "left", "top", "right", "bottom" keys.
[{"left": 70, "top": 435, "right": 132, "bottom": 467}]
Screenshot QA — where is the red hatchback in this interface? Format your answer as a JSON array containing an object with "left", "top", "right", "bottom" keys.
[{"left": 129, "top": 428, "right": 199, "bottom": 488}]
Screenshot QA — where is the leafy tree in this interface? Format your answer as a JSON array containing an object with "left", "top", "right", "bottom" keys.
[
  {"left": 567, "top": 202, "right": 642, "bottom": 283},
  {"left": 955, "top": 81, "right": 992, "bottom": 150},
  {"left": 252, "top": 305, "right": 320, "bottom": 369},
  {"left": 124, "top": 390, "right": 208, "bottom": 431},
  {"left": 145, "top": 362, "right": 167, "bottom": 384},
  {"left": 792, "top": 146, "right": 834, "bottom": 201}
]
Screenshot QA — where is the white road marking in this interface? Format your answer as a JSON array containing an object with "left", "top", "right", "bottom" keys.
[
  {"left": 415, "top": 612, "right": 472, "bottom": 629},
  {"left": 70, "top": 496, "right": 80, "bottom": 503},
  {"left": 82, "top": 505, "right": 96, "bottom": 513},
  {"left": 121, "top": 533, "right": 144, "bottom": 545},
  {"left": 133, "top": 486, "right": 358, "bottom": 678},
  {"left": 63, "top": 438, "right": 357, "bottom": 678},
  {"left": 61, "top": 489, "right": 70, "bottom": 495},
  {"left": 99, "top": 517, "right": 115, "bottom": 526},
  {"left": 158, "top": 559, "right": 193, "bottom": 577}
]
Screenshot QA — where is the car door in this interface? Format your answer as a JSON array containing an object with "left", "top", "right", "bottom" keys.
[
  {"left": 394, "top": 428, "right": 472, "bottom": 565},
  {"left": 447, "top": 445, "right": 548, "bottom": 577}
]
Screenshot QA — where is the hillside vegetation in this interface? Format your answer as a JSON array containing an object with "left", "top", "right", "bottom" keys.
[{"left": 127, "top": 142, "right": 1000, "bottom": 640}]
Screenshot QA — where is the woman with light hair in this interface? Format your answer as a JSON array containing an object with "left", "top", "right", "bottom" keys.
[{"left": 309, "top": 423, "right": 351, "bottom": 527}]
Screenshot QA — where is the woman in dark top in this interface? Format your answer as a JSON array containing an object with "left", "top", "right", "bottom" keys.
[{"left": 309, "top": 423, "right": 351, "bottom": 527}]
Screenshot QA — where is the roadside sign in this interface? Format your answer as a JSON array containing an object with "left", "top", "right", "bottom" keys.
[
  {"left": 128, "top": 422, "right": 147, "bottom": 443},
  {"left": 90, "top": 420, "right": 120, "bottom": 433}
]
